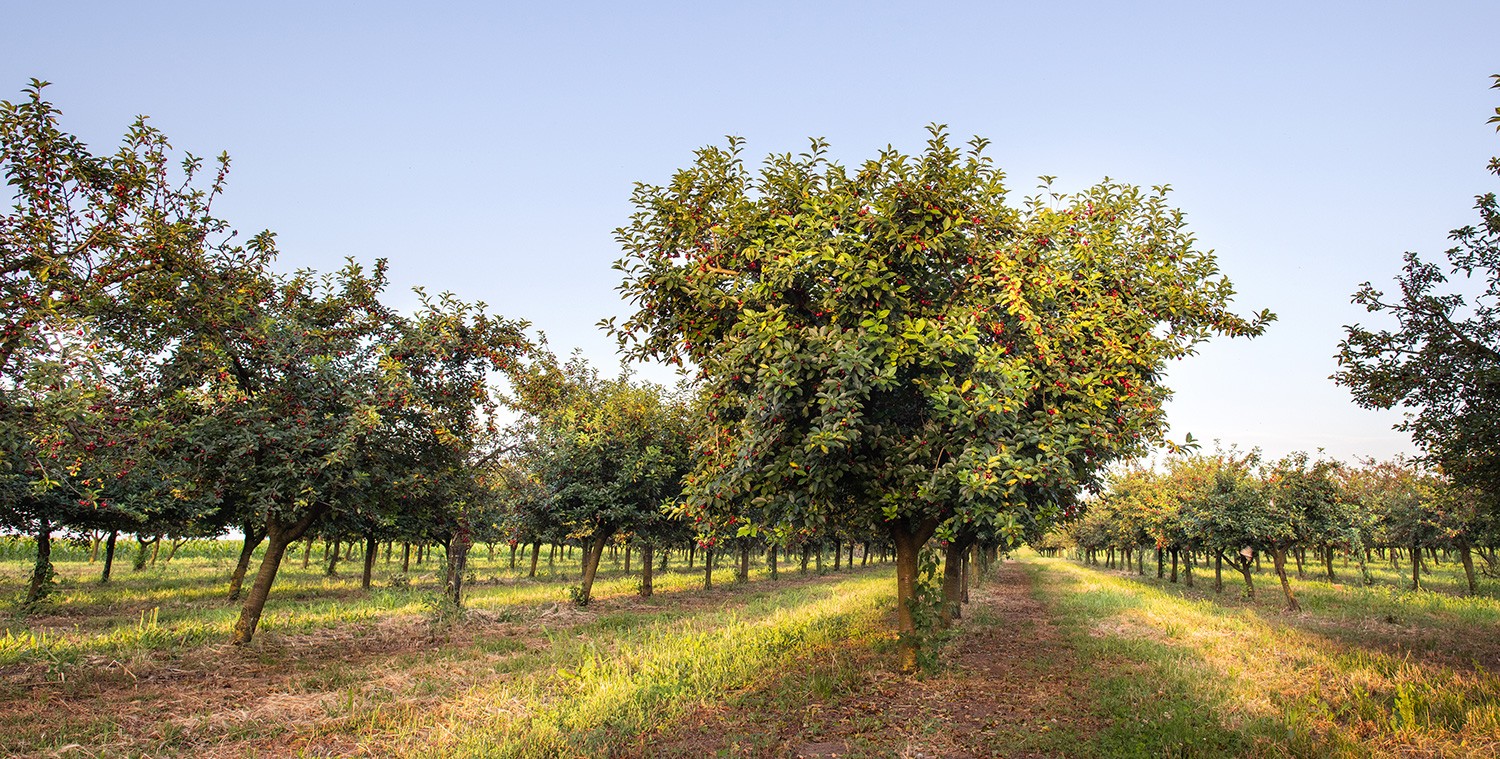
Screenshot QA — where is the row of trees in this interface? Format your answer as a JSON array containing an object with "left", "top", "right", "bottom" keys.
[
  {"left": 1061, "top": 452, "right": 1498, "bottom": 609},
  {"left": 0, "top": 81, "right": 529, "bottom": 645}
]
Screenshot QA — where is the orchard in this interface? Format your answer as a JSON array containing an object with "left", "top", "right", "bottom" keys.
[{"left": 1, "top": 78, "right": 1499, "bottom": 757}]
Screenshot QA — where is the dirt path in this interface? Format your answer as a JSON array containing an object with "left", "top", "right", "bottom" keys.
[{"left": 635, "top": 559, "right": 1100, "bottom": 758}]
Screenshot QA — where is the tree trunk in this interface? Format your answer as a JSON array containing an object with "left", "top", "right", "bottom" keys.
[
  {"left": 576, "top": 529, "right": 614, "bottom": 604},
  {"left": 890, "top": 518, "right": 939, "bottom": 673},
  {"left": 1169, "top": 548, "right": 1178, "bottom": 583},
  {"left": 1271, "top": 547, "right": 1300, "bottom": 611},
  {"left": 960, "top": 548, "right": 970, "bottom": 603},
  {"left": 133, "top": 535, "right": 155, "bottom": 571},
  {"left": 100, "top": 530, "right": 119, "bottom": 584},
  {"left": 446, "top": 528, "right": 471, "bottom": 607},
  {"left": 1213, "top": 551, "right": 1223, "bottom": 593},
  {"left": 232, "top": 510, "right": 321, "bottom": 645},
  {"left": 228, "top": 524, "right": 266, "bottom": 601},
  {"left": 737, "top": 540, "right": 751, "bottom": 583},
  {"left": 940, "top": 538, "right": 972, "bottom": 626},
  {"left": 25, "top": 518, "right": 53, "bottom": 607},
  {"left": 1156, "top": 548, "right": 1164, "bottom": 578},
  {"left": 688, "top": 544, "right": 695, "bottom": 569},
  {"left": 768, "top": 545, "right": 778, "bottom": 580},
  {"left": 833, "top": 541, "right": 842, "bottom": 570},
  {"left": 401, "top": 542, "right": 411, "bottom": 573},
  {"left": 1293, "top": 546, "right": 1305, "bottom": 579},
  {"left": 639, "top": 543, "right": 654, "bottom": 598},
  {"left": 1323, "top": 546, "right": 1336, "bottom": 583},
  {"left": 165, "top": 538, "right": 184, "bottom": 563},
  {"left": 624, "top": 543, "right": 631, "bottom": 574},
  {"left": 1411, "top": 542, "right": 1422, "bottom": 590},
  {"left": 362, "top": 533, "right": 378, "bottom": 590},
  {"left": 800, "top": 545, "right": 811, "bottom": 572},
  {"left": 703, "top": 548, "right": 714, "bottom": 589},
  {"left": 1183, "top": 550, "right": 1194, "bottom": 588},
  {"left": 508, "top": 543, "right": 517, "bottom": 570},
  {"left": 862, "top": 541, "right": 870, "bottom": 566},
  {"left": 302, "top": 536, "right": 312, "bottom": 569},
  {"left": 529, "top": 541, "right": 541, "bottom": 578},
  {"left": 1460, "top": 543, "right": 1478, "bottom": 596},
  {"left": 1236, "top": 554, "right": 1256, "bottom": 599}
]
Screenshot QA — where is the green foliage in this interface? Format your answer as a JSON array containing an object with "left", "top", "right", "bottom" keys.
[{"left": 1337, "top": 79, "right": 1500, "bottom": 517}]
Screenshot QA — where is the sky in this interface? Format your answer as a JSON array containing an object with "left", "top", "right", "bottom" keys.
[{"left": 4, "top": 1, "right": 1497, "bottom": 465}]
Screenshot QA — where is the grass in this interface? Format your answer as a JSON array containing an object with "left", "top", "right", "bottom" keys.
[
  {"left": 0, "top": 539, "right": 895, "bottom": 757},
  {"left": 1030, "top": 551, "right": 1500, "bottom": 757}
]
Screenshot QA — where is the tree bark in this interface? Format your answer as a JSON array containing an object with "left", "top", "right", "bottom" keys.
[
  {"left": 890, "top": 518, "right": 940, "bottom": 673},
  {"left": 1213, "top": 551, "right": 1223, "bottom": 593},
  {"left": 446, "top": 528, "right": 471, "bottom": 607},
  {"left": 362, "top": 533, "right": 378, "bottom": 590},
  {"left": 326, "top": 539, "right": 340, "bottom": 576},
  {"left": 1169, "top": 548, "right": 1179, "bottom": 583},
  {"left": 576, "top": 528, "right": 614, "bottom": 604},
  {"left": 1411, "top": 542, "right": 1422, "bottom": 591},
  {"left": 1271, "top": 547, "right": 1300, "bottom": 611},
  {"left": 25, "top": 518, "right": 53, "bottom": 607},
  {"left": 640, "top": 544, "right": 654, "bottom": 598},
  {"left": 767, "top": 545, "right": 778, "bottom": 580},
  {"left": 940, "top": 537, "right": 973, "bottom": 626},
  {"left": 1460, "top": 543, "right": 1478, "bottom": 596},
  {"left": 1236, "top": 554, "right": 1256, "bottom": 599},
  {"left": 1323, "top": 546, "right": 1337, "bottom": 583},
  {"left": 1156, "top": 547, "right": 1164, "bottom": 578},
  {"left": 703, "top": 548, "right": 714, "bottom": 589},
  {"left": 737, "top": 540, "right": 751, "bottom": 583},
  {"left": 232, "top": 509, "right": 321, "bottom": 645},
  {"left": 100, "top": 530, "right": 119, "bottom": 584},
  {"left": 227, "top": 523, "right": 266, "bottom": 601},
  {"left": 529, "top": 541, "right": 541, "bottom": 578}
]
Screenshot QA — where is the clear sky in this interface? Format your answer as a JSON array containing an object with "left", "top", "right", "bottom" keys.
[{"left": 5, "top": 1, "right": 1498, "bottom": 464}]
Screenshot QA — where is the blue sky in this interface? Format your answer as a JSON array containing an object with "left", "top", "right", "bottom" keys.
[{"left": 6, "top": 1, "right": 1498, "bottom": 463}]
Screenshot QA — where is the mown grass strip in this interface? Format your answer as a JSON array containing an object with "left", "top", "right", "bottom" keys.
[{"left": 401, "top": 570, "right": 894, "bottom": 758}]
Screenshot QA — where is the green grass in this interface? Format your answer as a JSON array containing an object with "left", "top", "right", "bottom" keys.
[
  {"left": 1031, "top": 551, "right": 1500, "bottom": 757},
  {"left": 0, "top": 539, "right": 834, "bottom": 666},
  {"left": 407, "top": 573, "right": 893, "bottom": 757}
]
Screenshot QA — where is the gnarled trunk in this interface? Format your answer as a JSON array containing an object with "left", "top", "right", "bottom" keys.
[{"left": 1271, "top": 546, "right": 1300, "bottom": 611}]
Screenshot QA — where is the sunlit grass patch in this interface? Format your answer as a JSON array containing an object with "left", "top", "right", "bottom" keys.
[
  {"left": 397, "top": 571, "right": 893, "bottom": 758},
  {"left": 1029, "top": 553, "right": 1500, "bottom": 757}
]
